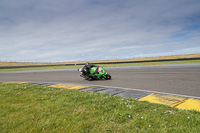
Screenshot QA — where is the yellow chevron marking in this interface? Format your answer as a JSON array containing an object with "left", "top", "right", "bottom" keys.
[
  {"left": 171, "top": 98, "right": 189, "bottom": 107},
  {"left": 48, "top": 84, "right": 73, "bottom": 88},
  {"left": 138, "top": 93, "right": 186, "bottom": 106},
  {"left": 175, "top": 98, "right": 200, "bottom": 112},
  {"left": 66, "top": 85, "right": 91, "bottom": 89},
  {"left": 3, "top": 82, "right": 27, "bottom": 84},
  {"left": 48, "top": 84, "right": 90, "bottom": 90}
]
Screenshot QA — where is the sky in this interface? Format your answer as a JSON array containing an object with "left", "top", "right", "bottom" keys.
[{"left": 0, "top": 0, "right": 200, "bottom": 62}]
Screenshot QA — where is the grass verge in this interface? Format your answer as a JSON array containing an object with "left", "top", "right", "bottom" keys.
[
  {"left": 0, "top": 83, "right": 200, "bottom": 132},
  {"left": 0, "top": 59, "right": 200, "bottom": 71}
]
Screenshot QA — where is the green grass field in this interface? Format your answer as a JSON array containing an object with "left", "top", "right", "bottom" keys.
[
  {"left": 0, "top": 59, "right": 200, "bottom": 71},
  {"left": 0, "top": 83, "right": 200, "bottom": 132}
]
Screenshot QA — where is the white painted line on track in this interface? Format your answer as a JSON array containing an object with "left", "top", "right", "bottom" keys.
[
  {"left": 1, "top": 80, "right": 200, "bottom": 99},
  {"left": 67, "top": 82, "right": 200, "bottom": 99}
]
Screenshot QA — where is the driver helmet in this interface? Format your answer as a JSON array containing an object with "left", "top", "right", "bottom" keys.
[{"left": 85, "top": 62, "right": 92, "bottom": 69}]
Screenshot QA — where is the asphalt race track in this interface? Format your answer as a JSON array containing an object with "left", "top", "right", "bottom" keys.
[{"left": 1, "top": 63, "right": 200, "bottom": 97}]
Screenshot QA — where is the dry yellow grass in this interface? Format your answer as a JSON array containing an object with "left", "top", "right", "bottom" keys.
[
  {"left": 0, "top": 62, "right": 54, "bottom": 67},
  {"left": 81, "top": 53, "right": 200, "bottom": 64},
  {"left": 0, "top": 53, "right": 200, "bottom": 67}
]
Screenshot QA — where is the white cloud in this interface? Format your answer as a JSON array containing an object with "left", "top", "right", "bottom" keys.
[{"left": 0, "top": 0, "right": 200, "bottom": 62}]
